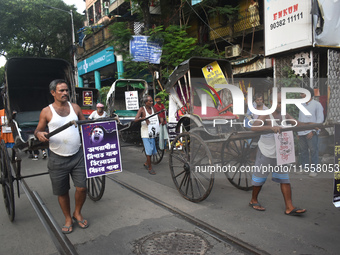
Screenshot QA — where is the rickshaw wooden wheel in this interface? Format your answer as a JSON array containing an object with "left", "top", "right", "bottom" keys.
[
  {"left": 119, "top": 130, "right": 129, "bottom": 143},
  {"left": 169, "top": 132, "right": 214, "bottom": 202},
  {"left": 87, "top": 176, "right": 106, "bottom": 201},
  {"left": 221, "top": 139, "right": 253, "bottom": 191},
  {"left": 144, "top": 137, "right": 164, "bottom": 165},
  {"left": 0, "top": 140, "right": 15, "bottom": 221}
]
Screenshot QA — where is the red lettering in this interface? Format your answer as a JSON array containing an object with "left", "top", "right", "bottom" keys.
[
  {"left": 273, "top": 13, "right": 277, "bottom": 20},
  {"left": 288, "top": 6, "right": 293, "bottom": 14},
  {"left": 293, "top": 4, "right": 298, "bottom": 12},
  {"left": 283, "top": 9, "right": 288, "bottom": 16},
  {"left": 278, "top": 11, "right": 282, "bottom": 18}
]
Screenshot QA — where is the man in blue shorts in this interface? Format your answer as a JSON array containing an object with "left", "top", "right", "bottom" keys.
[
  {"left": 249, "top": 92, "right": 311, "bottom": 216},
  {"left": 35, "top": 79, "right": 88, "bottom": 233},
  {"left": 135, "top": 95, "right": 161, "bottom": 175}
]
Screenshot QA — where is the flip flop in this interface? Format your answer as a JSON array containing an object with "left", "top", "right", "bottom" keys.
[
  {"left": 285, "top": 208, "right": 306, "bottom": 216},
  {"left": 62, "top": 224, "right": 73, "bottom": 234},
  {"left": 72, "top": 216, "right": 89, "bottom": 229},
  {"left": 148, "top": 169, "right": 156, "bottom": 175},
  {"left": 249, "top": 202, "right": 266, "bottom": 211}
]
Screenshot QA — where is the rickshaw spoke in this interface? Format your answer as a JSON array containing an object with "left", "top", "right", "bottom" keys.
[
  {"left": 194, "top": 169, "right": 211, "bottom": 182},
  {"left": 171, "top": 152, "right": 188, "bottom": 164},
  {"left": 178, "top": 173, "right": 189, "bottom": 190},
  {"left": 174, "top": 170, "right": 186, "bottom": 178},
  {"left": 189, "top": 177, "right": 195, "bottom": 199},
  {"left": 191, "top": 171, "right": 207, "bottom": 192}
]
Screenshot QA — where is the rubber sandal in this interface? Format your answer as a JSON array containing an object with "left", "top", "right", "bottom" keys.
[
  {"left": 148, "top": 169, "right": 156, "bottom": 175},
  {"left": 72, "top": 216, "right": 89, "bottom": 229},
  {"left": 62, "top": 224, "right": 73, "bottom": 234},
  {"left": 285, "top": 208, "right": 306, "bottom": 216},
  {"left": 249, "top": 202, "right": 266, "bottom": 211}
]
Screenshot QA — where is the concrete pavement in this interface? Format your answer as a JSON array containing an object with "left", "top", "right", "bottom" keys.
[{"left": 1, "top": 145, "right": 339, "bottom": 254}]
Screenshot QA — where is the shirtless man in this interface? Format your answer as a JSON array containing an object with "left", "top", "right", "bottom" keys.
[{"left": 35, "top": 79, "right": 88, "bottom": 234}]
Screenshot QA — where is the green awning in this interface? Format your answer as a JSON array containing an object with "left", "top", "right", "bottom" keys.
[{"left": 115, "top": 81, "right": 145, "bottom": 89}]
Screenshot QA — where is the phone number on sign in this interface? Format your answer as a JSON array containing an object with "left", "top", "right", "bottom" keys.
[
  {"left": 270, "top": 12, "right": 304, "bottom": 30},
  {"left": 294, "top": 164, "right": 340, "bottom": 173}
]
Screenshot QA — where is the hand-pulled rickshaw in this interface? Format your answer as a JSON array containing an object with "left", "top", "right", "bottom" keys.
[
  {"left": 164, "top": 57, "right": 330, "bottom": 203},
  {"left": 0, "top": 57, "right": 108, "bottom": 222},
  {"left": 106, "top": 79, "right": 165, "bottom": 164}
]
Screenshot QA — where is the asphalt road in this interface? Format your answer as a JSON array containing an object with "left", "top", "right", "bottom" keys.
[{"left": 1, "top": 144, "right": 339, "bottom": 255}]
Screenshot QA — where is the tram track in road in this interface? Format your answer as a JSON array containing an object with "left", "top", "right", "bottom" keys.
[
  {"left": 107, "top": 175, "right": 270, "bottom": 255},
  {"left": 20, "top": 179, "right": 78, "bottom": 255}
]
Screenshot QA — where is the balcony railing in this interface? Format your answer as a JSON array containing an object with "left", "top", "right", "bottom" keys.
[{"left": 209, "top": 10, "right": 262, "bottom": 41}]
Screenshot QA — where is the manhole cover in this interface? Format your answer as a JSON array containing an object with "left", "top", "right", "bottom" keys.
[{"left": 137, "top": 230, "right": 209, "bottom": 255}]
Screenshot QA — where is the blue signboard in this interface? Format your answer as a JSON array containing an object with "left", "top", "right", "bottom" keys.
[
  {"left": 78, "top": 46, "right": 115, "bottom": 76},
  {"left": 81, "top": 121, "right": 122, "bottom": 178},
  {"left": 129, "top": 36, "right": 162, "bottom": 64}
]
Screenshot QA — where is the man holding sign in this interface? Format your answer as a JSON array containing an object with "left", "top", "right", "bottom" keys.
[
  {"left": 135, "top": 95, "right": 160, "bottom": 175},
  {"left": 35, "top": 79, "right": 88, "bottom": 234},
  {"left": 249, "top": 92, "right": 314, "bottom": 216}
]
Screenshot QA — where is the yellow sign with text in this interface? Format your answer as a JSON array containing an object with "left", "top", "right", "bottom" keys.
[{"left": 202, "top": 61, "right": 227, "bottom": 92}]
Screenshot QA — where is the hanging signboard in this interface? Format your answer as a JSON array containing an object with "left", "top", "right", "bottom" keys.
[
  {"left": 264, "top": 0, "right": 312, "bottom": 56},
  {"left": 125, "top": 91, "right": 139, "bottom": 110},
  {"left": 81, "top": 121, "right": 122, "bottom": 178},
  {"left": 83, "top": 91, "right": 93, "bottom": 106},
  {"left": 275, "top": 131, "right": 296, "bottom": 165},
  {"left": 129, "top": 36, "right": 162, "bottom": 64}
]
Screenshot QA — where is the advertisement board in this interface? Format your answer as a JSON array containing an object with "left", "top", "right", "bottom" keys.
[{"left": 264, "top": 0, "right": 312, "bottom": 56}]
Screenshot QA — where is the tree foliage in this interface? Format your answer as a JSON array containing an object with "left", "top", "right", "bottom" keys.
[{"left": 0, "top": 0, "right": 84, "bottom": 63}]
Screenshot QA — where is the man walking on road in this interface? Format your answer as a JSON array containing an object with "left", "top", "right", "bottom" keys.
[
  {"left": 297, "top": 87, "right": 324, "bottom": 177},
  {"left": 249, "top": 92, "right": 308, "bottom": 216},
  {"left": 135, "top": 95, "right": 160, "bottom": 175},
  {"left": 35, "top": 79, "right": 89, "bottom": 234}
]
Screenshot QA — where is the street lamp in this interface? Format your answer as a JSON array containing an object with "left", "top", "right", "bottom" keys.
[{"left": 43, "top": 4, "right": 78, "bottom": 83}]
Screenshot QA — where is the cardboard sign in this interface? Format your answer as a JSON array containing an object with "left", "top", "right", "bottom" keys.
[
  {"left": 83, "top": 91, "right": 93, "bottom": 106},
  {"left": 125, "top": 91, "right": 139, "bottom": 110},
  {"left": 81, "top": 121, "right": 122, "bottom": 178},
  {"left": 274, "top": 131, "right": 295, "bottom": 165},
  {"left": 202, "top": 61, "right": 227, "bottom": 92},
  {"left": 333, "top": 124, "right": 340, "bottom": 207}
]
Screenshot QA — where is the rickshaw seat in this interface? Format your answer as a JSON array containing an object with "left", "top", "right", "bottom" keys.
[{"left": 193, "top": 106, "right": 236, "bottom": 120}]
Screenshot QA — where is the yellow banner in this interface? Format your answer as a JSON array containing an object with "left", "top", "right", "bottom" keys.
[{"left": 202, "top": 61, "right": 227, "bottom": 92}]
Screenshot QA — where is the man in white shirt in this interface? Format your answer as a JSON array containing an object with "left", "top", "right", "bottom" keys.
[{"left": 88, "top": 103, "right": 107, "bottom": 119}]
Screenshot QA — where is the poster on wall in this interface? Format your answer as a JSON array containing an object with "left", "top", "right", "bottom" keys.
[
  {"left": 83, "top": 91, "right": 93, "bottom": 106},
  {"left": 264, "top": 0, "right": 312, "bottom": 56},
  {"left": 125, "top": 91, "right": 139, "bottom": 110}
]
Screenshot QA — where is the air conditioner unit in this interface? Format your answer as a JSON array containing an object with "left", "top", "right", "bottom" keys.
[
  {"left": 103, "top": 2, "right": 109, "bottom": 9},
  {"left": 225, "top": 45, "right": 241, "bottom": 58}
]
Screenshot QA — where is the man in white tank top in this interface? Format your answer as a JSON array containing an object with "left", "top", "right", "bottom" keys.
[
  {"left": 135, "top": 95, "right": 161, "bottom": 175},
  {"left": 249, "top": 92, "right": 308, "bottom": 216},
  {"left": 35, "top": 79, "right": 88, "bottom": 234}
]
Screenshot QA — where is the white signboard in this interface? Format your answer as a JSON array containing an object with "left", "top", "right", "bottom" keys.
[
  {"left": 125, "top": 91, "right": 139, "bottom": 110},
  {"left": 275, "top": 131, "right": 296, "bottom": 165},
  {"left": 265, "top": 0, "right": 312, "bottom": 56}
]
